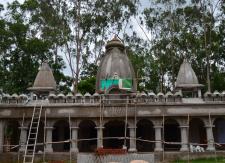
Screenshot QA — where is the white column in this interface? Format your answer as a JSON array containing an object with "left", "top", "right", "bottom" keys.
[
  {"left": 206, "top": 125, "right": 215, "bottom": 151},
  {"left": 198, "top": 89, "right": 202, "bottom": 98},
  {"left": 154, "top": 126, "right": 163, "bottom": 152},
  {"left": 45, "top": 127, "right": 53, "bottom": 152},
  {"left": 0, "top": 120, "right": 4, "bottom": 153},
  {"left": 96, "top": 126, "right": 104, "bottom": 148},
  {"left": 180, "top": 126, "right": 189, "bottom": 152},
  {"left": 19, "top": 126, "right": 28, "bottom": 152},
  {"left": 70, "top": 127, "right": 79, "bottom": 152},
  {"left": 128, "top": 126, "right": 137, "bottom": 152}
]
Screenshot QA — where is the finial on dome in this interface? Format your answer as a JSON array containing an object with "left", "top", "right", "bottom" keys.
[
  {"left": 183, "top": 58, "right": 188, "bottom": 63},
  {"left": 105, "top": 35, "right": 124, "bottom": 50},
  {"left": 112, "top": 35, "right": 120, "bottom": 41}
]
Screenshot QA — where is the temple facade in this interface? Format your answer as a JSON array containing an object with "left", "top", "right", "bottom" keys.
[{"left": 0, "top": 37, "right": 225, "bottom": 162}]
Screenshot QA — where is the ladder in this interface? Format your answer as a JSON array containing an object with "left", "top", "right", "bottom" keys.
[{"left": 23, "top": 105, "right": 42, "bottom": 163}]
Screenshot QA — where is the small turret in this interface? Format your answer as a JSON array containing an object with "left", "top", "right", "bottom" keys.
[
  {"left": 28, "top": 61, "right": 56, "bottom": 98},
  {"left": 175, "top": 59, "right": 203, "bottom": 98}
]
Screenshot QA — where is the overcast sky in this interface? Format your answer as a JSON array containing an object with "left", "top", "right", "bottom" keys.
[{"left": 0, "top": 0, "right": 24, "bottom": 6}]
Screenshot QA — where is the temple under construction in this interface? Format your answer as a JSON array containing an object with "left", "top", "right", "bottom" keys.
[{"left": 0, "top": 36, "right": 225, "bottom": 163}]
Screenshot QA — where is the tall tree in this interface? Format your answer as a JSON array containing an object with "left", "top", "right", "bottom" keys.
[
  {"left": 20, "top": 0, "right": 139, "bottom": 93},
  {"left": 0, "top": 1, "right": 70, "bottom": 94},
  {"left": 143, "top": 0, "right": 224, "bottom": 92}
]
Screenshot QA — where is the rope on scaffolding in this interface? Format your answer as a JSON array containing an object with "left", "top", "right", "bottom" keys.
[
  {"left": 162, "top": 114, "right": 165, "bottom": 161},
  {"left": 5, "top": 137, "right": 225, "bottom": 148},
  {"left": 123, "top": 96, "right": 128, "bottom": 149},
  {"left": 187, "top": 114, "right": 190, "bottom": 163}
]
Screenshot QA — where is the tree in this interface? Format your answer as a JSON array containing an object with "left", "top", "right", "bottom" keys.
[
  {"left": 20, "top": 0, "right": 139, "bottom": 93},
  {"left": 0, "top": 1, "right": 70, "bottom": 94},
  {"left": 143, "top": 0, "right": 225, "bottom": 92}
]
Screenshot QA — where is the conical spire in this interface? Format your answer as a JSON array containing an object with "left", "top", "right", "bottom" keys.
[
  {"left": 28, "top": 61, "right": 56, "bottom": 93},
  {"left": 175, "top": 59, "right": 203, "bottom": 88}
]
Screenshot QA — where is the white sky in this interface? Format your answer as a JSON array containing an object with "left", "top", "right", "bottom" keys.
[{"left": 0, "top": 0, "right": 24, "bottom": 5}]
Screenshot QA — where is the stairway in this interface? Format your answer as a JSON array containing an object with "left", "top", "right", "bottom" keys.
[{"left": 23, "top": 105, "right": 42, "bottom": 163}]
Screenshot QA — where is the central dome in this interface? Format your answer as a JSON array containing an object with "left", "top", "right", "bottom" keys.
[{"left": 96, "top": 36, "right": 137, "bottom": 93}]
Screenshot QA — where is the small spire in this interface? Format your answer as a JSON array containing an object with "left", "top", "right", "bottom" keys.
[
  {"left": 112, "top": 35, "right": 120, "bottom": 41},
  {"left": 183, "top": 55, "right": 188, "bottom": 63},
  {"left": 28, "top": 61, "right": 56, "bottom": 94},
  {"left": 175, "top": 58, "right": 203, "bottom": 89},
  {"left": 183, "top": 58, "right": 188, "bottom": 63},
  {"left": 106, "top": 35, "right": 124, "bottom": 50},
  {"left": 113, "top": 34, "right": 117, "bottom": 39}
]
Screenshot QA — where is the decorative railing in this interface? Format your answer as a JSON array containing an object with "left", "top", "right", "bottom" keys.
[{"left": 0, "top": 90, "right": 225, "bottom": 105}]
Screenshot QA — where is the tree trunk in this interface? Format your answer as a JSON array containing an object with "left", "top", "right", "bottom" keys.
[
  {"left": 203, "top": 4, "right": 211, "bottom": 92},
  {"left": 74, "top": 0, "right": 81, "bottom": 94},
  {"left": 160, "top": 64, "right": 164, "bottom": 93}
]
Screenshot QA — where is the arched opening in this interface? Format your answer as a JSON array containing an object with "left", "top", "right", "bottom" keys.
[
  {"left": 52, "top": 120, "right": 70, "bottom": 152},
  {"left": 4, "top": 120, "right": 20, "bottom": 152},
  {"left": 103, "top": 120, "right": 129, "bottom": 149},
  {"left": 27, "top": 121, "right": 45, "bottom": 152},
  {"left": 136, "top": 119, "right": 154, "bottom": 152},
  {"left": 164, "top": 119, "right": 181, "bottom": 151},
  {"left": 78, "top": 120, "right": 97, "bottom": 152},
  {"left": 189, "top": 118, "right": 207, "bottom": 148},
  {"left": 36, "top": 121, "right": 44, "bottom": 152},
  {"left": 213, "top": 118, "right": 225, "bottom": 150}
]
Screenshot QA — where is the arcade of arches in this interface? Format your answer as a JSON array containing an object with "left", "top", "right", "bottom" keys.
[{"left": 3, "top": 117, "right": 225, "bottom": 153}]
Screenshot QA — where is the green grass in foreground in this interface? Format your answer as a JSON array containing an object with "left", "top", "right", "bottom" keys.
[{"left": 173, "top": 157, "right": 225, "bottom": 163}]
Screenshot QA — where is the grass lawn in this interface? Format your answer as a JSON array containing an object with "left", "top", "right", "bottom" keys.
[{"left": 173, "top": 157, "right": 225, "bottom": 163}]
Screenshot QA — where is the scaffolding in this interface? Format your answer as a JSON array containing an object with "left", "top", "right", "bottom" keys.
[
  {"left": 23, "top": 104, "right": 43, "bottom": 163},
  {"left": 0, "top": 94, "right": 224, "bottom": 163}
]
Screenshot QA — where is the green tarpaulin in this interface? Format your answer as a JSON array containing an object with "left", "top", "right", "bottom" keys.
[{"left": 100, "top": 78, "right": 132, "bottom": 91}]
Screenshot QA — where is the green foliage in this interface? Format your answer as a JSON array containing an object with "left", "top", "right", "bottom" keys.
[
  {"left": 78, "top": 77, "right": 96, "bottom": 95},
  {"left": 77, "top": 63, "right": 98, "bottom": 94},
  {"left": 143, "top": 0, "right": 225, "bottom": 92},
  {"left": 173, "top": 157, "right": 225, "bottom": 163},
  {"left": 18, "top": 0, "right": 139, "bottom": 92},
  {"left": 0, "top": 0, "right": 225, "bottom": 94},
  {"left": 211, "top": 71, "right": 225, "bottom": 91},
  {"left": 0, "top": 1, "right": 70, "bottom": 94}
]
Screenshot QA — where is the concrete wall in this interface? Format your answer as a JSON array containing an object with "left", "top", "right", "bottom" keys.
[{"left": 1, "top": 101, "right": 225, "bottom": 119}]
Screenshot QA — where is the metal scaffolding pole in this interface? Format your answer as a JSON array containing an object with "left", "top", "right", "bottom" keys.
[
  {"left": 162, "top": 114, "right": 165, "bottom": 162},
  {"left": 69, "top": 113, "right": 72, "bottom": 163},
  {"left": 43, "top": 110, "right": 46, "bottom": 163},
  {"left": 18, "top": 113, "right": 25, "bottom": 163}
]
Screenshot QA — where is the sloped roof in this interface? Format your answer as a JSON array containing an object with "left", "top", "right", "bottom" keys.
[
  {"left": 175, "top": 59, "right": 203, "bottom": 88},
  {"left": 28, "top": 62, "right": 56, "bottom": 92}
]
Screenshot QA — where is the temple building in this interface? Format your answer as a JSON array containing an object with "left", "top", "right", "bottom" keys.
[{"left": 0, "top": 36, "right": 225, "bottom": 163}]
